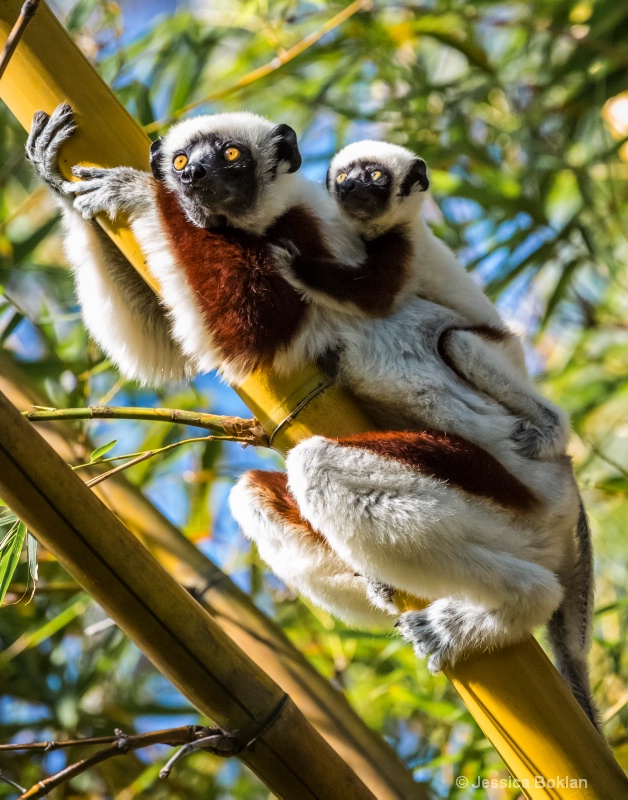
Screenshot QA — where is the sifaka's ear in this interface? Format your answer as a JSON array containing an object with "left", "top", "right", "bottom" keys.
[
  {"left": 399, "top": 158, "right": 429, "bottom": 196},
  {"left": 149, "top": 138, "right": 165, "bottom": 180},
  {"left": 270, "top": 124, "right": 302, "bottom": 174}
]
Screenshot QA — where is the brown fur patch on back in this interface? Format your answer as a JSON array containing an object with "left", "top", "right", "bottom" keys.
[
  {"left": 340, "top": 430, "right": 538, "bottom": 512},
  {"left": 156, "top": 186, "right": 308, "bottom": 373},
  {"left": 247, "top": 470, "right": 330, "bottom": 547}
]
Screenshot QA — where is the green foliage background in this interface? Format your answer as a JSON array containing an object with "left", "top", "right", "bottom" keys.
[{"left": 1, "top": 0, "right": 627, "bottom": 796}]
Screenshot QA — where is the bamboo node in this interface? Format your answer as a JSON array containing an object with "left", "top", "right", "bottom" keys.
[
  {"left": 159, "top": 695, "right": 290, "bottom": 778},
  {"left": 268, "top": 377, "right": 334, "bottom": 447},
  {"left": 188, "top": 571, "right": 228, "bottom": 598}
]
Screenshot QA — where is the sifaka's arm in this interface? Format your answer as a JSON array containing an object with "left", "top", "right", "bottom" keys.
[
  {"left": 439, "top": 325, "right": 570, "bottom": 459},
  {"left": 269, "top": 217, "right": 415, "bottom": 318},
  {"left": 26, "top": 104, "right": 195, "bottom": 387}
]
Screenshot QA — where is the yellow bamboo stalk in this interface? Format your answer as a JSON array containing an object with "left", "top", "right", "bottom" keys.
[
  {"left": 1, "top": 2, "right": 627, "bottom": 797},
  {"left": 0, "top": 352, "right": 424, "bottom": 800},
  {"left": 0, "top": 389, "right": 375, "bottom": 800}
]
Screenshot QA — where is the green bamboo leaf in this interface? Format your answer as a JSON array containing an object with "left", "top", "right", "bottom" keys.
[
  {"left": 0, "top": 517, "right": 18, "bottom": 536},
  {"left": 90, "top": 440, "right": 118, "bottom": 462},
  {"left": 11, "top": 216, "right": 60, "bottom": 265},
  {"left": 0, "top": 500, "right": 17, "bottom": 530},
  {"left": 539, "top": 259, "right": 582, "bottom": 331},
  {"left": 0, "top": 521, "right": 27, "bottom": 605},
  {"left": 64, "top": 0, "right": 101, "bottom": 32},
  {"left": 27, "top": 533, "right": 39, "bottom": 591},
  {"left": 0, "top": 309, "right": 24, "bottom": 344},
  {"left": 0, "top": 594, "right": 88, "bottom": 665}
]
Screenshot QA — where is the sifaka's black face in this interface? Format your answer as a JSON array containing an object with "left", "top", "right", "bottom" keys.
[
  {"left": 330, "top": 162, "right": 393, "bottom": 220},
  {"left": 149, "top": 123, "right": 301, "bottom": 227},
  {"left": 328, "top": 157, "right": 429, "bottom": 222},
  {"left": 158, "top": 135, "right": 259, "bottom": 220}
]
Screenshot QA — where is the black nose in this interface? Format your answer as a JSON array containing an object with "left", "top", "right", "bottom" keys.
[
  {"left": 180, "top": 162, "right": 207, "bottom": 185},
  {"left": 340, "top": 177, "right": 357, "bottom": 194},
  {"left": 339, "top": 179, "right": 371, "bottom": 203}
]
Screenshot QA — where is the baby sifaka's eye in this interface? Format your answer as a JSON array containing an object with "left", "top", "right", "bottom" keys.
[
  {"left": 371, "top": 170, "right": 382, "bottom": 181},
  {"left": 336, "top": 172, "right": 348, "bottom": 184}
]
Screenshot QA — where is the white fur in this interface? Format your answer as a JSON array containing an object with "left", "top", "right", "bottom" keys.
[
  {"left": 62, "top": 200, "right": 194, "bottom": 385},
  {"left": 284, "top": 436, "right": 576, "bottom": 659},
  {"left": 332, "top": 298, "right": 571, "bottom": 470},
  {"left": 230, "top": 473, "right": 395, "bottom": 627},
  {"left": 25, "top": 104, "right": 195, "bottom": 386},
  {"left": 125, "top": 199, "right": 224, "bottom": 377}
]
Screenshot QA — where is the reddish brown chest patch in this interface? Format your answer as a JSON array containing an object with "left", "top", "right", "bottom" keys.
[{"left": 156, "top": 186, "right": 309, "bottom": 373}]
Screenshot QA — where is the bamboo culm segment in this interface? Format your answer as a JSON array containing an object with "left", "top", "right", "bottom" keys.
[
  {"left": 1, "top": 2, "right": 627, "bottom": 797},
  {"left": 0, "top": 355, "right": 423, "bottom": 800},
  {"left": 0, "top": 389, "right": 375, "bottom": 800}
]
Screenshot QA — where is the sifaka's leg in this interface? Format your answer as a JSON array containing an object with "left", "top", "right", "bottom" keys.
[
  {"left": 285, "top": 432, "right": 565, "bottom": 667},
  {"left": 230, "top": 470, "right": 396, "bottom": 628}
]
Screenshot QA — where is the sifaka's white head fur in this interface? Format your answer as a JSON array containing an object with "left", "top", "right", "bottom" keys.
[
  {"left": 328, "top": 140, "right": 430, "bottom": 238},
  {"left": 153, "top": 111, "right": 306, "bottom": 233}
]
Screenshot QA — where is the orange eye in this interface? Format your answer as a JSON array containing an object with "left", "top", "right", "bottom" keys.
[
  {"left": 225, "top": 147, "right": 240, "bottom": 162},
  {"left": 336, "top": 172, "right": 347, "bottom": 184},
  {"left": 173, "top": 154, "right": 188, "bottom": 171}
]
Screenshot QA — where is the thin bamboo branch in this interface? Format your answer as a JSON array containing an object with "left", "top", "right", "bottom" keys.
[
  {"left": 23, "top": 406, "right": 267, "bottom": 444},
  {"left": 0, "top": 0, "right": 40, "bottom": 80},
  {"left": 144, "top": 0, "right": 372, "bottom": 134},
  {"left": 0, "top": 773, "right": 25, "bottom": 794},
  {"left": 0, "top": 727, "right": 201, "bottom": 752},
  {"left": 9, "top": 727, "right": 211, "bottom": 799},
  {"left": 83, "top": 435, "right": 231, "bottom": 488},
  {"left": 585, "top": 438, "right": 628, "bottom": 480}
]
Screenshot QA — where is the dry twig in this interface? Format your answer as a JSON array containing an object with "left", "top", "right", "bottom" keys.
[
  {"left": 1, "top": 726, "right": 215, "bottom": 799},
  {"left": 24, "top": 405, "right": 267, "bottom": 444}
]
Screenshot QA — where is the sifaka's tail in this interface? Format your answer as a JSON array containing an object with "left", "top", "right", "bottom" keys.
[{"left": 547, "top": 499, "right": 602, "bottom": 733}]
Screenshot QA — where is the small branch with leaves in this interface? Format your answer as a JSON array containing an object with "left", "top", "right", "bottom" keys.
[
  {"left": 0, "top": 405, "right": 270, "bottom": 604},
  {"left": 23, "top": 404, "right": 270, "bottom": 486},
  {"left": 0, "top": 725, "right": 238, "bottom": 798}
]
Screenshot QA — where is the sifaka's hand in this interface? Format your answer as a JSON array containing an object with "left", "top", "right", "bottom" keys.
[
  {"left": 25, "top": 103, "right": 77, "bottom": 194},
  {"left": 63, "top": 165, "right": 154, "bottom": 221},
  {"left": 268, "top": 238, "right": 301, "bottom": 281}
]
